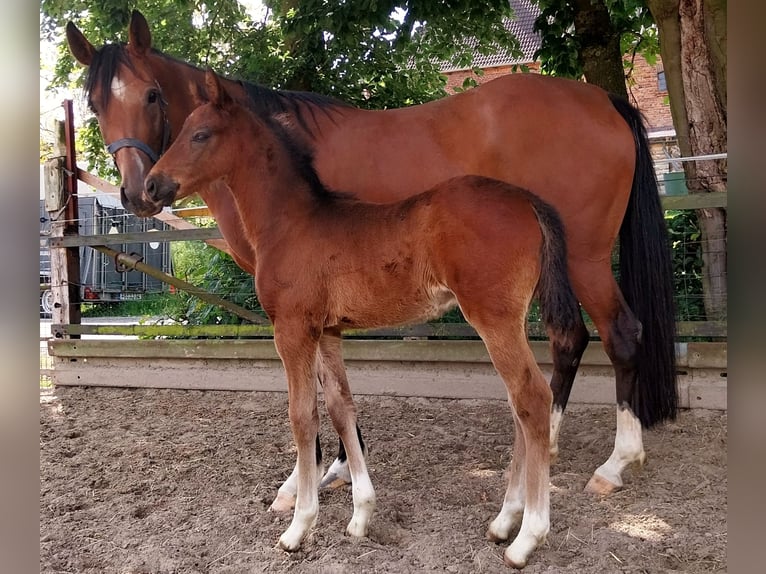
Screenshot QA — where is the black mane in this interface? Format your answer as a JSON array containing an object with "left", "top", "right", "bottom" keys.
[
  {"left": 83, "top": 42, "right": 350, "bottom": 136},
  {"left": 262, "top": 113, "right": 354, "bottom": 204},
  {"left": 240, "top": 80, "right": 351, "bottom": 136}
]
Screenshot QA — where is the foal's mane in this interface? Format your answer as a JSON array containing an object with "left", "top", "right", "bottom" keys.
[
  {"left": 83, "top": 43, "right": 350, "bottom": 136},
  {"left": 255, "top": 110, "right": 354, "bottom": 204}
]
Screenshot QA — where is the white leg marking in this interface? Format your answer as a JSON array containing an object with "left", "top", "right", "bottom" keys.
[
  {"left": 277, "top": 458, "right": 322, "bottom": 551},
  {"left": 549, "top": 405, "right": 564, "bottom": 461},
  {"left": 346, "top": 470, "right": 376, "bottom": 538},
  {"left": 320, "top": 456, "right": 352, "bottom": 489},
  {"left": 505, "top": 508, "right": 550, "bottom": 569},
  {"left": 589, "top": 406, "right": 646, "bottom": 491},
  {"left": 270, "top": 459, "right": 324, "bottom": 513},
  {"left": 278, "top": 498, "right": 319, "bottom": 551}
]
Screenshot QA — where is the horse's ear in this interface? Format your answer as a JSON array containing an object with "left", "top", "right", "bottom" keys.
[
  {"left": 65, "top": 21, "right": 95, "bottom": 66},
  {"left": 204, "top": 69, "right": 234, "bottom": 110},
  {"left": 190, "top": 80, "right": 209, "bottom": 108},
  {"left": 127, "top": 10, "right": 152, "bottom": 56}
]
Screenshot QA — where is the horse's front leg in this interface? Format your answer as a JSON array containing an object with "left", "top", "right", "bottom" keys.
[{"left": 273, "top": 326, "right": 321, "bottom": 551}]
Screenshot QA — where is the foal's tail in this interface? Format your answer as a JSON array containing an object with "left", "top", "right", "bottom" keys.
[
  {"left": 609, "top": 94, "right": 678, "bottom": 428},
  {"left": 527, "top": 195, "right": 582, "bottom": 344}
]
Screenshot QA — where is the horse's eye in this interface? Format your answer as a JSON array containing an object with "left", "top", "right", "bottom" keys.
[
  {"left": 147, "top": 90, "right": 159, "bottom": 105},
  {"left": 192, "top": 130, "right": 210, "bottom": 143}
]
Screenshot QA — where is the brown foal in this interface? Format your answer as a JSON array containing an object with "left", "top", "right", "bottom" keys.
[{"left": 145, "top": 70, "right": 584, "bottom": 568}]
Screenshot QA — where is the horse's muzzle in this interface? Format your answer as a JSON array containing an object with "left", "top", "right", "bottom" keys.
[{"left": 120, "top": 183, "right": 171, "bottom": 218}]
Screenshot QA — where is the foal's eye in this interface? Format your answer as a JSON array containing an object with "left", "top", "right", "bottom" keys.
[
  {"left": 192, "top": 130, "right": 210, "bottom": 143},
  {"left": 147, "top": 90, "right": 160, "bottom": 105}
]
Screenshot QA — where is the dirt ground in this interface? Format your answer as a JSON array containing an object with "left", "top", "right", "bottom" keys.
[{"left": 40, "top": 386, "right": 726, "bottom": 573}]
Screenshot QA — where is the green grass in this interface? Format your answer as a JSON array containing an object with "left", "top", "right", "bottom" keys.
[{"left": 80, "top": 292, "right": 183, "bottom": 319}]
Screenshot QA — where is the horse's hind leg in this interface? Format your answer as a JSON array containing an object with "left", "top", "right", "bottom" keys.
[
  {"left": 269, "top": 434, "right": 324, "bottom": 513},
  {"left": 320, "top": 428, "right": 367, "bottom": 490},
  {"left": 548, "top": 313, "right": 590, "bottom": 462},
  {"left": 571, "top": 262, "right": 646, "bottom": 494},
  {"left": 318, "top": 329, "right": 376, "bottom": 537}
]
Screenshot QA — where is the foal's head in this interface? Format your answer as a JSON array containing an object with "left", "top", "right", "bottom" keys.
[
  {"left": 146, "top": 69, "right": 328, "bottom": 207},
  {"left": 145, "top": 69, "right": 263, "bottom": 203}
]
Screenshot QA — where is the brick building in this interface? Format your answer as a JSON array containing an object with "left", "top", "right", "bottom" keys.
[{"left": 439, "top": 0, "right": 682, "bottom": 184}]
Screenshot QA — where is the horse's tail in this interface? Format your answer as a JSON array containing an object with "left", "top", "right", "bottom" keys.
[
  {"left": 527, "top": 194, "right": 582, "bottom": 348},
  {"left": 609, "top": 93, "right": 678, "bottom": 427}
]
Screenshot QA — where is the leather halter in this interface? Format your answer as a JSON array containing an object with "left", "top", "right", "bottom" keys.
[{"left": 105, "top": 90, "right": 171, "bottom": 165}]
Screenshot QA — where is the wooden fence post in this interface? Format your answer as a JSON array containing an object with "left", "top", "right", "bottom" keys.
[{"left": 46, "top": 101, "right": 82, "bottom": 335}]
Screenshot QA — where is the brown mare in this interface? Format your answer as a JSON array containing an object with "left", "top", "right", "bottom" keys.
[
  {"left": 146, "top": 68, "right": 583, "bottom": 568},
  {"left": 66, "top": 11, "right": 677, "bottom": 497}
]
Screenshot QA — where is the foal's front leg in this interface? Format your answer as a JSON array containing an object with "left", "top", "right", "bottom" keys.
[{"left": 273, "top": 327, "right": 322, "bottom": 551}]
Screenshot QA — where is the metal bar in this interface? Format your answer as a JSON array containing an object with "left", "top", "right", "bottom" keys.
[
  {"left": 660, "top": 191, "right": 727, "bottom": 210},
  {"left": 654, "top": 153, "right": 727, "bottom": 164},
  {"left": 48, "top": 227, "right": 223, "bottom": 247},
  {"left": 90, "top": 245, "right": 270, "bottom": 325}
]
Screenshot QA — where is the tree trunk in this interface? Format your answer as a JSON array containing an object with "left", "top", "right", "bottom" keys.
[
  {"left": 648, "top": 0, "right": 727, "bottom": 321},
  {"left": 572, "top": 0, "right": 629, "bottom": 99}
]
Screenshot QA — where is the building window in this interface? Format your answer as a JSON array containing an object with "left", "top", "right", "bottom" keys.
[{"left": 658, "top": 70, "right": 667, "bottom": 92}]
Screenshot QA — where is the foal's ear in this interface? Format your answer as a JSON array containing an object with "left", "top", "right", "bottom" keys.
[
  {"left": 65, "top": 21, "right": 95, "bottom": 66},
  {"left": 127, "top": 10, "right": 152, "bottom": 56},
  {"left": 204, "top": 69, "right": 234, "bottom": 110}
]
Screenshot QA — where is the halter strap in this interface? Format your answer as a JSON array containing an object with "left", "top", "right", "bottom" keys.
[{"left": 106, "top": 137, "right": 162, "bottom": 163}]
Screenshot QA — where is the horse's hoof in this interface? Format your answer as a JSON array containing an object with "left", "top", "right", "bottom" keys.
[
  {"left": 584, "top": 473, "right": 621, "bottom": 495},
  {"left": 503, "top": 554, "right": 527, "bottom": 569},
  {"left": 269, "top": 492, "right": 296, "bottom": 513},
  {"left": 319, "top": 471, "right": 350, "bottom": 490},
  {"left": 345, "top": 521, "right": 369, "bottom": 539},
  {"left": 486, "top": 528, "right": 509, "bottom": 544},
  {"left": 276, "top": 535, "right": 301, "bottom": 552}
]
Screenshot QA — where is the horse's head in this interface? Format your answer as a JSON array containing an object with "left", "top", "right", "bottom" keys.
[
  {"left": 66, "top": 11, "right": 173, "bottom": 217},
  {"left": 145, "top": 69, "right": 245, "bottom": 204}
]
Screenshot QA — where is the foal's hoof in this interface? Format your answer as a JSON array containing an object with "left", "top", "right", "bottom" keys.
[
  {"left": 319, "top": 471, "right": 351, "bottom": 490},
  {"left": 319, "top": 458, "right": 353, "bottom": 490},
  {"left": 584, "top": 473, "right": 621, "bottom": 495},
  {"left": 268, "top": 492, "right": 296, "bottom": 513},
  {"left": 503, "top": 553, "right": 528, "bottom": 570}
]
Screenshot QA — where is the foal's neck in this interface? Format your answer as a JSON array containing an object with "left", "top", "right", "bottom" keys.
[{"left": 228, "top": 134, "right": 321, "bottom": 246}]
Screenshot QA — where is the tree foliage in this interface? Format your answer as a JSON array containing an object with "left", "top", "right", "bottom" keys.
[{"left": 533, "top": 0, "right": 659, "bottom": 88}]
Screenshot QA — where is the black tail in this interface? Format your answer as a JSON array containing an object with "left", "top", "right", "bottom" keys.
[
  {"left": 527, "top": 195, "right": 582, "bottom": 342},
  {"left": 609, "top": 94, "right": 678, "bottom": 427}
]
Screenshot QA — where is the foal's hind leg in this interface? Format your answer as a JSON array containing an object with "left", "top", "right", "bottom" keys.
[
  {"left": 318, "top": 330, "right": 376, "bottom": 537},
  {"left": 467, "top": 311, "right": 552, "bottom": 569},
  {"left": 571, "top": 262, "right": 646, "bottom": 494},
  {"left": 490, "top": 341, "right": 552, "bottom": 568},
  {"left": 269, "top": 434, "right": 324, "bottom": 513},
  {"left": 548, "top": 313, "right": 590, "bottom": 462}
]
